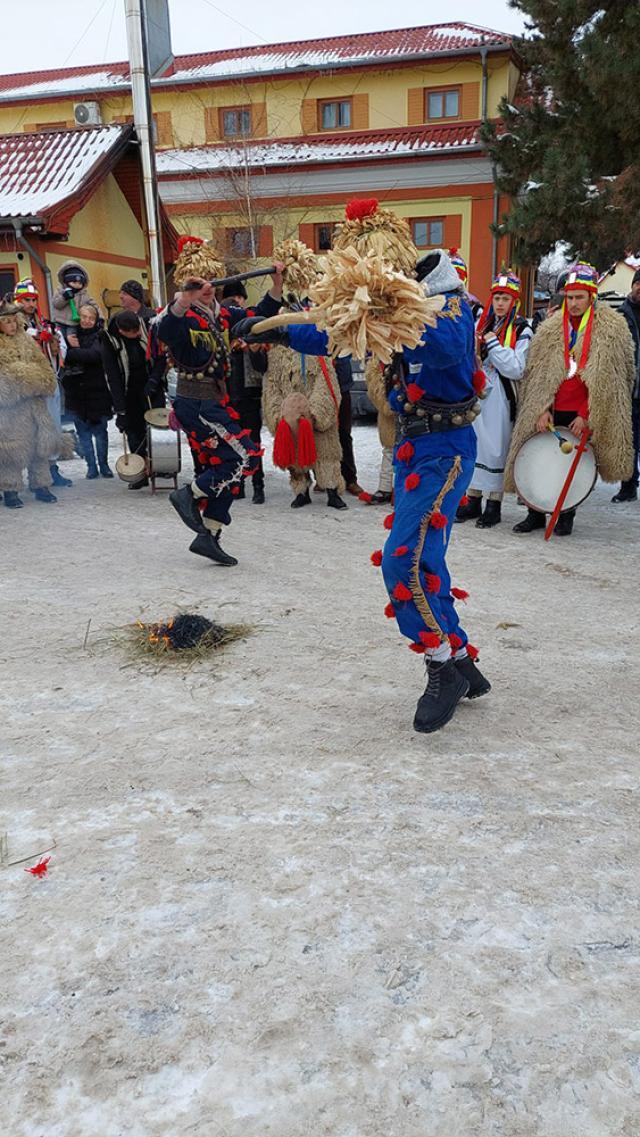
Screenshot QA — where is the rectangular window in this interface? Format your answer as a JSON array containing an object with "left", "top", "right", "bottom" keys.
[
  {"left": 220, "top": 106, "right": 253, "bottom": 138},
  {"left": 411, "top": 218, "right": 445, "bottom": 248},
  {"left": 314, "top": 223, "right": 334, "bottom": 252},
  {"left": 426, "top": 88, "right": 460, "bottom": 121},
  {"left": 227, "top": 228, "right": 254, "bottom": 257},
  {"left": 0, "top": 268, "right": 17, "bottom": 298},
  {"left": 318, "top": 99, "right": 352, "bottom": 131}
]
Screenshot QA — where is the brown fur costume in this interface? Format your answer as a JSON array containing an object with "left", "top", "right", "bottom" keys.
[
  {"left": 505, "top": 304, "right": 635, "bottom": 489},
  {"left": 262, "top": 345, "right": 344, "bottom": 494},
  {"left": 365, "top": 357, "right": 396, "bottom": 449},
  {"left": 0, "top": 326, "right": 60, "bottom": 492}
]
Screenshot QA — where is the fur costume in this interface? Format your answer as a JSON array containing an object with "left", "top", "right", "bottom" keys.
[
  {"left": 0, "top": 326, "right": 62, "bottom": 491},
  {"left": 262, "top": 345, "right": 344, "bottom": 494},
  {"left": 505, "top": 304, "right": 635, "bottom": 488},
  {"left": 365, "top": 357, "right": 396, "bottom": 449}
]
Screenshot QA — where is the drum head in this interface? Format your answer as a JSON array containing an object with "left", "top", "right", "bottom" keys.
[
  {"left": 514, "top": 429, "right": 597, "bottom": 514},
  {"left": 144, "top": 407, "right": 171, "bottom": 429},
  {"left": 115, "top": 452, "right": 147, "bottom": 483}
]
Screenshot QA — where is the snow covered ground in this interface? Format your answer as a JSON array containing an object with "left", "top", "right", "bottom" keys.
[{"left": 2, "top": 422, "right": 640, "bottom": 1137}]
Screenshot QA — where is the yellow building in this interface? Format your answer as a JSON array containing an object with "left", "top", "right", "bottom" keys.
[{"left": 0, "top": 21, "right": 522, "bottom": 299}]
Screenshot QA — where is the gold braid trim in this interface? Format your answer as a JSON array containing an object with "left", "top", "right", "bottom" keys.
[{"left": 408, "top": 455, "right": 463, "bottom": 641}]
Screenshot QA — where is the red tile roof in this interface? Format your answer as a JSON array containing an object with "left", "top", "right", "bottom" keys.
[{"left": 0, "top": 23, "right": 512, "bottom": 101}]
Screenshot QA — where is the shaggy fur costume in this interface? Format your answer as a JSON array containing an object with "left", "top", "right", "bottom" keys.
[
  {"left": 0, "top": 327, "right": 61, "bottom": 491},
  {"left": 262, "top": 345, "right": 344, "bottom": 494},
  {"left": 365, "top": 357, "right": 397, "bottom": 449},
  {"left": 505, "top": 304, "right": 635, "bottom": 489}
]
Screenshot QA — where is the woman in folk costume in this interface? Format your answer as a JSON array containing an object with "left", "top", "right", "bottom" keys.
[
  {"left": 456, "top": 270, "right": 532, "bottom": 528},
  {"left": 0, "top": 301, "right": 67, "bottom": 508},
  {"left": 156, "top": 236, "right": 282, "bottom": 565},
  {"left": 506, "top": 262, "right": 635, "bottom": 536}
]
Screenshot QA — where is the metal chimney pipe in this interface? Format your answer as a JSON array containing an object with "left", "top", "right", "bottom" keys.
[{"left": 124, "top": 0, "right": 166, "bottom": 307}]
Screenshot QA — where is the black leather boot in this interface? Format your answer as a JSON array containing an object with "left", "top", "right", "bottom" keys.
[
  {"left": 327, "top": 488, "right": 348, "bottom": 510},
  {"left": 611, "top": 482, "right": 637, "bottom": 503},
  {"left": 513, "top": 509, "right": 545, "bottom": 533},
  {"left": 476, "top": 500, "right": 501, "bottom": 528},
  {"left": 554, "top": 510, "right": 575, "bottom": 536},
  {"left": 454, "top": 654, "right": 491, "bottom": 698},
  {"left": 50, "top": 463, "right": 72, "bottom": 487},
  {"left": 456, "top": 495, "right": 482, "bottom": 522},
  {"left": 33, "top": 487, "right": 57, "bottom": 503},
  {"left": 170, "top": 485, "right": 206, "bottom": 533},
  {"left": 252, "top": 485, "right": 265, "bottom": 504},
  {"left": 413, "top": 658, "right": 470, "bottom": 734},
  {"left": 189, "top": 530, "right": 238, "bottom": 566},
  {"left": 291, "top": 489, "right": 311, "bottom": 509},
  {"left": 3, "top": 491, "right": 23, "bottom": 508}
]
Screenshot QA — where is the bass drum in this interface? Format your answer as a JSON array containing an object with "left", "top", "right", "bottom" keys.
[
  {"left": 513, "top": 428, "right": 597, "bottom": 514},
  {"left": 147, "top": 423, "right": 181, "bottom": 479}
]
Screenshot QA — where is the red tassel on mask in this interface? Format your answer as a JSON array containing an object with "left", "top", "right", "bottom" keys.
[
  {"left": 370, "top": 549, "right": 383, "bottom": 566},
  {"left": 345, "top": 197, "right": 378, "bottom": 221},
  {"left": 473, "top": 369, "right": 486, "bottom": 394},
  {"left": 395, "top": 441, "right": 415, "bottom": 463},
  {"left": 466, "top": 643, "right": 479, "bottom": 660},
  {"left": 419, "top": 631, "right": 442, "bottom": 649},
  {"left": 177, "top": 234, "right": 204, "bottom": 252},
  {"left": 425, "top": 573, "right": 441, "bottom": 593},
  {"left": 383, "top": 512, "right": 395, "bottom": 530},
  {"left": 273, "top": 419, "right": 296, "bottom": 469},
  {"left": 296, "top": 416, "right": 317, "bottom": 466},
  {"left": 384, "top": 602, "right": 396, "bottom": 619},
  {"left": 406, "top": 382, "right": 423, "bottom": 404},
  {"left": 451, "top": 587, "right": 469, "bottom": 602},
  {"left": 392, "top": 545, "right": 409, "bottom": 557},
  {"left": 405, "top": 473, "right": 420, "bottom": 491},
  {"left": 392, "top": 582, "right": 413, "bottom": 602},
  {"left": 430, "top": 511, "right": 447, "bottom": 529}
]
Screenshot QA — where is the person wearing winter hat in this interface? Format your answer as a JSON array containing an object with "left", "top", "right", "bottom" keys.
[
  {"left": 456, "top": 270, "right": 532, "bottom": 529},
  {"left": 448, "top": 248, "right": 483, "bottom": 321},
  {"left": 239, "top": 247, "right": 491, "bottom": 734},
  {"left": 611, "top": 267, "right": 640, "bottom": 502},
  {"left": 119, "top": 279, "right": 157, "bottom": 327},
  {"left": 506, "top": 262, "right": 635, "bottom": 535}
]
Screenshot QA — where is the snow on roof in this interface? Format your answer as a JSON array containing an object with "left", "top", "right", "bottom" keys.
[
  {"left": 156, "top": 123, "right": 481, "bottom": 176},
  {"left": 0, "top": 23, "right": 512, "bottom": 102},
  {"left": 0, "top": 125, "right": 130, "bottom": 222}
]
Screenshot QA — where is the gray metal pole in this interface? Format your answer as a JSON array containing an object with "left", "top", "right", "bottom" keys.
[{"left": 124, "top": 0, "right": 166, "bottom": 306}]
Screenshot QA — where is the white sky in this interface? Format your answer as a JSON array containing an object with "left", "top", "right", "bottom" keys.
[{"left": 0, "top": 0, "right": 525, "bottom": 76}]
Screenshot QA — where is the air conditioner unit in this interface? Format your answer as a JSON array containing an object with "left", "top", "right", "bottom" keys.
[{"left": 73, "top": 101, "right": 102, "bottom": 127}]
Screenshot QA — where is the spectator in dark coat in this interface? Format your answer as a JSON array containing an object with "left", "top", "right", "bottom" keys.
[
  {"left": 612, "top": 268, "right": 640, "bottom": 502},
  {"left": 222, "top": 282, "right": 268, "bottom": 504},
  {"left": 62, "top": 303, "right": 113, "bottom": 478},
  {"left": 101, "top": 309, "right": 167, "bottom": 489},
  {"left": 119, "top": 279, "right": 157, "bottom": 326}
]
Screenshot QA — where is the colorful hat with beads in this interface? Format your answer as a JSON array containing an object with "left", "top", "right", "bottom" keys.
[
  {"left": 563, "top": 262, "right": 598, "bottom": 295},
  {"left": 490, "top": 268, "right": 521, "bottom": 299},
  {"left": 13, "top": 277, "right": 39, "bottom": 300},
  {"left": 448, "top": 248, "right": 468, "bottom": 286}
]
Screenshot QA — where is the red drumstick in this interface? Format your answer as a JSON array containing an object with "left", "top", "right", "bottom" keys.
[{"left": 545, "top": 428, "right": 592, "bottom": 540}]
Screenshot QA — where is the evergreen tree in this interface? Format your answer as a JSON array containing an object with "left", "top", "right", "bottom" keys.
[{"left": 483, "top": 1, "right": 640, "bottom": 269}]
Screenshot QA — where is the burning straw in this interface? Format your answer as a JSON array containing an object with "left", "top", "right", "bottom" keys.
[{"left": 125, "top": 613, "right": 252, "bottom": 663}]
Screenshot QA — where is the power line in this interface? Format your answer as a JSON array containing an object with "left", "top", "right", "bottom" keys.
[
  {"left": 193, "top": 0, "right": 269, "bottom": 46},
  {"left": 62, "top": 0, "right": 111, "bottom": 68}
]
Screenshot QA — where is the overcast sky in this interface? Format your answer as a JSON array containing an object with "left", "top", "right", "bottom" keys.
[{"left": 0, "top": 0, "right": 526, "bottom": 76}]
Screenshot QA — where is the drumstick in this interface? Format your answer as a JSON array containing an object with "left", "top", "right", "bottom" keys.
[
  {"left": 122, "top": 431, "right": 130, "bottom": 467},
  {"left": 544, "top": 428, "right": 592, "bottom": 540},
  {"left": 546, "top": 423, "right": 574, "bottom": 454}
]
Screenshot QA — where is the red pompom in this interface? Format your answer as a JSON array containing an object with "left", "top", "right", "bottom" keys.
[
  {"left": 392, "top": 545, "right": 409, "bottom": 557},
  {"left": 177, "top": 234, "right": 204, "bottom": 252},
  {"left": 405, "top": 382, "right": 423, "bottom": 404},
  {"left": 409, "top": 643, "right": 426, "bottom": 654},
  {"left": 231, "top": 485, "right": 241, "bottom": 496},
  {"left": 451, "top": 587, "right": 469, "bottom": 602},
  {"left": 358, "top": 490, "right": 373, "bottom": 503},
  {"left": 209, "top": 456, "right": 222, "bottom": 465},
  {"left": 419, "top": 631, "right": 442, "bottom": 649},
  {"left": 296, "top": 416, "right": 317, "bottom": 467},
  {"left": 473, "top": 369, "right": 486, "bottom": 394},
  {"left": 384, "top": 602, "right": 396, "bottom": 619},
  {"left": 221, "top": 394, "right": 230, "bottom": 407},
  {"left": 466, "top": 643, "right": 479, "bottom": 660},
  {"left": 25, "top": 856, "right": 51, "bottom": 877},
  {"left": 227, "top": 407, "right": 240, "bottom": 421},
  {"left": 392, "top": 582, "right": 413, "bottom": 602},
  {"left": 273, "top": 419, "right": 296, "bottom": 469},
  {"left": 449, "top": 633, "right": 464, "bottom": 651},
  {"left": 425, "top": 573, "right": 441, "bottom": 593},
  {"left": 405, "top": 473, "right": 420, "bottom": 491},
  {"left": 370, "top": 549, "right": 383, "bottom": 566},
  {"left": 449, "top": 247, "right": 459, "bottom": 256},
  {"left": 345, "top": 197, "right": 379, "bottom": 221},
  {"left": 383, "top": 512, "right": 395, "bottom": 530},
  {"left": 395, "top": 441, "right": 415, "bottom": 463},
  {"left": 430, "top": 511, "right": 448, "bottom": 529},
  {"left": 459, "top": 495, "right": 470, "bottom": 507}
]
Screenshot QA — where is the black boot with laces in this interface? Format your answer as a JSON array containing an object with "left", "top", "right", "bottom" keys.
[{"left": 413, "top": 658, "right": 470, "bottom": 734}]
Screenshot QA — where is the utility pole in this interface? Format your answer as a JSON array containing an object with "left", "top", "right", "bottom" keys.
[{"left": 124, "top": 0, "right": 166, "bottom": 306}]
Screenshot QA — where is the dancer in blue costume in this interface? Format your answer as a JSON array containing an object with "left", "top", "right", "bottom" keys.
[{"left": 239, "top": 249, "right": 491, "bottom": 733}]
